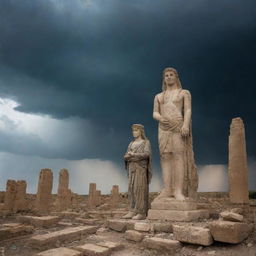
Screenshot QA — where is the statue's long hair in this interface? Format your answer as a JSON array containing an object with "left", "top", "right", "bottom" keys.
[
  {"left": 132, "top": 124, "right": 148, "bottom": 140},
  {"left": 162, "top": 67, "right": 182, "bottom": 91}
]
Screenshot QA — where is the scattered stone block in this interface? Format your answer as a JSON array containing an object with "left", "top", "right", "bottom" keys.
[
  {"left": 220, "top": 211, "right": 243, "bottom": 222},
  {"left": 19, "top": 216, "right": 60, "bottom": 228},
  {"left": 0, "top": 223, "right": 33, "bottom": 241},
  {"left": 75, "top": 218, "right": 99, "bottom": 225},
  {"left": 30, "top": 226, "right": 97, "bottom": 249},
  {"left": 97, "top": 241, "right": 124, "bottom": 251},
  {"left": 36, "top": 247, "right": 82, "bottom": 256},
  {"left": 153, "top": 222, "right": 172, "bottom": 233},
  {"left": 107, "top": 220, "right": 127, "bottom": 232},
  {"left": 75, "top": 243, "right": 110, "bottom": 256},
  {"left": 143, "top": 237, "right": 181, "bottom": 251},
  {"left": 125, "top": 230, "right": 144, "bottom": 242},
  {"left": 148, "top": 209, "right": 209, "bottom": 221},
  {"left": 134, "top": 222, "right": 151, "bottom": 232},
  {"left": 173, "top": 225, "right": 213, "bottom": 246},
  {"left": 209, "top": 221, "right": 250, "bottom": 244}
]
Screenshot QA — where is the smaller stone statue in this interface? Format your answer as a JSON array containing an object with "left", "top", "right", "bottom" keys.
[{"left": 122, "top": 124, "right": 152, "bottom": 220}]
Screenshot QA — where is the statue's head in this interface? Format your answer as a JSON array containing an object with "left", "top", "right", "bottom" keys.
[
  {"left": 162, "top": 67, "right": 182, "bottom": 91},
  {"left": 132, "top": 124, "right": 147, "bottom": 140}
]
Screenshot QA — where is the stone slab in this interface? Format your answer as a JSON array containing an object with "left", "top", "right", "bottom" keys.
[
  {"left": 107, "top": 220, "right": 127, "bottom": 232},
  {"left": 151, "top": 198, "right": 197, "bottom": 211},
  {"left": 75, "top": 243, "right": 110, "bottom": 256},
  {"left": 209, "top": 221, "right": 250, "bottom": 244},
  {"left": 125, "top": 230, "right": 144, "bottom": 242},
  {"left": 148, "top": 209, "right": 209, "bottom": 221},
  {"left": 0, "top": 223, "right": 34, "bottom": 241},
  {"left": 134, "top": 222, "right": 151, "bottom": 232},
  {"left": 220, "top": 211, "right": 243, "bottom": 222},
  {"left": 173, "top": 225, "right": 213, "bottom": 246},
  {"left": 30, "top": 225, "right": 97, "bottom": 249},
  {"left": 75, "top": 218, "right": 99, "bottom": 225},
  {"left": 97, "top": 241, "right": 124, "bottom": 251},
  {"left": 19, "top": 216, "right": 60, "bottom": 227},
  {"left": 143, "top": 237, "right": 181, "bottom": 251},
  {"left": 60, "top": 211, "right": 80, "bottom": 218},
  {"left": 36, "top": 247, "right": 82, "bottom": 256},
  {"left": 153, "top": 222, "right": 172, "bottom": 233}
]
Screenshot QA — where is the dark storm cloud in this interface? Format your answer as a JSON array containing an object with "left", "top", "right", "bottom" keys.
[{"left": 0, "top": 0, "right": 255, "bottom": 164}]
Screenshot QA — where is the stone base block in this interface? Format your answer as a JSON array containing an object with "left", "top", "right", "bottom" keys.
[
  {"left": 0, "top": 223, "right": 34, "bottom": 241},
  {"left": 209, "top": 221, "right": 250, "bottom": 244},
  {"left": 173, "top": 225, "right": 213, "bottom": 246},
  {"left": 151, "top": 198, "right": 197, "bottom": 211},
  {"left": 30, "top": 226, "right": 97, "bottom": 249},
  {"left": 75, "top": 243, "right": 110, "bottom": 256},
  {"left": 125, "top": 230, "right": 144, "bottom": 242},
  {"left": 147, "top": 209, "right": 209, "bottom": 221},
  {"left": 97, "top": 241, "right": 124, "bottom": 251},
  {"left": 19, "top": 216, "right": 60, "bottom": 228},
  {"left": 143, "top": 237, "right": 181, "bottom": 251},
  {"left": 36, "top": 247, "right": 82, "bottom": 256}
]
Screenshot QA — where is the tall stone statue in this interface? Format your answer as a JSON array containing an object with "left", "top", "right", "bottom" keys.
[
  {"left": 122, "top": 124, "right": 152, "bottom": 220},
  {"left": 153, "top": 67, "right": 198, "bottom": 200}
]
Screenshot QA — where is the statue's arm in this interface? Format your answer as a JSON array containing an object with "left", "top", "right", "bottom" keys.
[
  {"left": 130, "top": 140, "right": 151, "bottom": 161},
  {"left": 181, "top": 90, "right": 192, "bottom": 136},
  {"left": 153, "top": 95, "right": 162, "bottom": 122},
  {"left": 124, "top": 142, "right": 132, "bottom": 160}
]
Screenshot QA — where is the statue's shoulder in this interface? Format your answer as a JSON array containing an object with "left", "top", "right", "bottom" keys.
[
  {"left": 154, "top": 92, "right": 163, "bottom": 101},
  {"left": 180, "top": 89, "right": 191, "bottom": 98}
]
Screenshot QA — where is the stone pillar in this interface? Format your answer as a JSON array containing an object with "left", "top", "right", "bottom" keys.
[
  {"left": 4, "top": 180, "right": 17, "bottom": 211},
  {"left": 14, "top": 180, "right": 27, "bottom": 212},
  {"left": 88, "top": 183, "right": 101, "bottom": 207},
  {"left": 110, "top": 185, "right": 119, "bottom": 207},
  {"left": 228, "top": 117, "right": 249, "bottom": 204},
  {"left": 36, "top": 168, "right": 53, "bottom": 214},
  {"left": 56, "top": 169, "right": 70, "bottom": 211}
]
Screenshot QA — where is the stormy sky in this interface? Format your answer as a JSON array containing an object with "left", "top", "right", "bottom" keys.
[{"left": 0, "top": 0, "right": 255, "bottom": 194}]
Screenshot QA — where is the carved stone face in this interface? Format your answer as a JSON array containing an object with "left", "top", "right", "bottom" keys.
[
  {"left": 164, "top": 70, "right": 177, "bottom": 87},
  {"left": 132, "top": 128, "right": 141, "bottom": 139}
]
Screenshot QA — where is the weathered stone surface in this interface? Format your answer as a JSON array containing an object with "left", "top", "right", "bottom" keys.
[
  {"left": 18, "top": 216, "right": 59, "bottom": 227},
  {"left": 228, "top": 118, "right": 249, "bottom": 204},
  {"left": 88, "top": 183, "right": 102, "bottom": 208},
  {"left": 209, "top": 221, "right": 250, "bottom": 244},
  {"left": 0, "top": 223, "right": 33, "bottom": 241},
  {"left": 75, "top": 218, "right": 99, "bottom": 225},
  {"left": 151, "top": 198, "right": 197, "bottom": 210},
  {"left": 4, "top": 180, "right": 17, "bottom": 211},
  {"left": 14, "top": 180, "right": 27, "bottom": 212},
  {"left": 75, "top": 243, "right": 110, "bottom": 256},
  {"left": 220, "top": 211, "right": 243, "bottom": 222},
  {"left": 125, "top": 230, "right": 144, "bottom": 242},
  {"left": 143, "top": 237, "right": 181, "bottom": 251},
  {"left": 173, "top": 225, "right": 213, "bottom": 246},
  {"left": 107, "top": 220, "right": 127, "bottom": 232},
  {"left": 36, "top": 169, "right": 53, "bottom": 214},
  {"left": 153, "top": 222, "right": 172, "bottom": 233},
  {"left": 60, "top": 211, "right": 80, "bottom": 218},
  {"left": 36, "top": 247, "right": 82, "bottom": 256},
  {"left": 110, "top": 185, "right": 119, "bottom": 207},
  {"left": 148, "top": 209, "right": 209, "bottom": 221},
  {"left": 134, "top": 222, "right": 151, "bottom": 232},
  {"left": 30, "top": 226, "right": 97, "bottom": 249},
  {"left": 56, "top": 169, "right": 71, "bottom": 211},
  {"left": 97, "top": 241, "right": 124, "bottom": 251}
]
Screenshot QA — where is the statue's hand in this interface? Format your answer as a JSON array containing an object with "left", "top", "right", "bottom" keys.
[
  {"left": 181, "top": 125, "right": 189, "bottom": 137},
  {"left": 124, "top": 153, "right": 131, "bottom": 160}
]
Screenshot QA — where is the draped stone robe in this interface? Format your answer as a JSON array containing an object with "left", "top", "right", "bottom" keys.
[{"left": 125, "top": 139, "right": 152, "bottom": 214}]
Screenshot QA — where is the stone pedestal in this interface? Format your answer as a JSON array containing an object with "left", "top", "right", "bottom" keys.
[{"left": 148, "top": 198, "right": 209, "bottom": 222}]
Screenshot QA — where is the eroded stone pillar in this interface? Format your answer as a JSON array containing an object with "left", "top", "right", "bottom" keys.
[
  {"left": 111, "top": 185, "right": 119, "bottom": 207},
  {"left": 88, "top": 183, "right": 101, "bottom": 207},
  {"left": 57, "top": 169, "right": 70, "bottom": 211},
  {"left": 36, "top": 168, "right": 53, "bottom": 213},
  {"left": 4, "top": 180, "right": 17, "bottom": 211},
  {"left": 228, "top": 117, "right": 249, "bottom": 204},
  {"left": 14, "top": 180, "right": 27, "bottom": 212}
]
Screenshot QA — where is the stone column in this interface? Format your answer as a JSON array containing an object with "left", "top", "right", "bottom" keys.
[
  {"left": 88, "top": 183, "right": 102, "bottom": 207},
  {"left": 4, "top": 180, "right": 17, "bottom": 211},
  {"left": 228, "top": 117, "right": 249, "bottom": 204},
  {"left": 110, "top": 185, "right": 119, "bottom": 207},
  {"left": 57, "top": 169, "right": 70, "bottom": 211},
  {"left": 36, "top": 168, "right": 53, "bottom": 214},
  {"left": 14, "top": 180, "right": 27, "bottom": 212}
]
